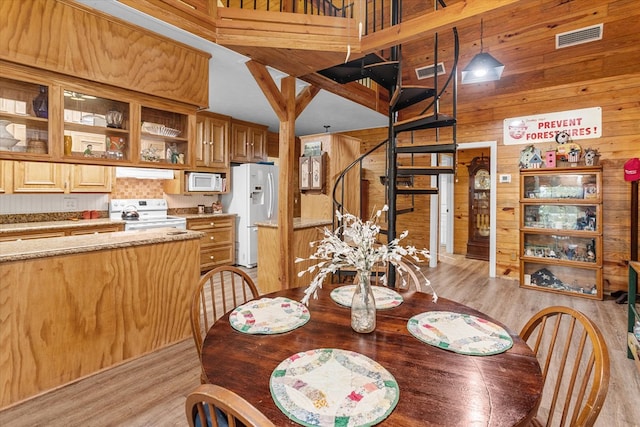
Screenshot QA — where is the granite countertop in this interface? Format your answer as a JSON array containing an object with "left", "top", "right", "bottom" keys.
[
  {"left": 255, "top": 217, "right": 332, "bottom": 229},
  {"left": 0, "top": 218, "right": 125, "bottom": 234},
  {"left": 0, "top": 228, "right": 203, "bottom": 263}
]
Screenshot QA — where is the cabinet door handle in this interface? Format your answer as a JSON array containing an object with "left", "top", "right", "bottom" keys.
[
  {"left": 209, "top": 255, "right": 215, "bottom": 260},
  {"left": 210, "top": 236, "right": 215, "bottom": 240},
  {"left": 210, "top": 222, "right": 215, "bottom": 226}
]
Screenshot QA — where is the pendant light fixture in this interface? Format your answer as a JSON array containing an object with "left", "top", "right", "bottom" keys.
[{"left": 461, "top": 19, "right": 504, "bottom": 84}]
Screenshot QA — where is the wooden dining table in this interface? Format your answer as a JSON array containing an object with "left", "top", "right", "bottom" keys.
[{"left": 201, "top": 286, "right": 543, "bottom": 426}]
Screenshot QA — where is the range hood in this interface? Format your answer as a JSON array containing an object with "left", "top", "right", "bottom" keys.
[{"left": 115, "top": 167, "right": 174, "bottom": 180}]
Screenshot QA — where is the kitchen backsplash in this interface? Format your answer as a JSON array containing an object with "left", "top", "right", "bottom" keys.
[{"left": 0, "top": 177, "right": 218, "bottom": 222}]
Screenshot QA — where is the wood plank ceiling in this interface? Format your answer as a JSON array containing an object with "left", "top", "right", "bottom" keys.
[{"left": 120, "top": 0, "right": 639, "bottom": 117}]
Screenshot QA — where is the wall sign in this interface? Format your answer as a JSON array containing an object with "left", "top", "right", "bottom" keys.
[{"left": 503, "top": 107, "right": 601, "bottom": 145}]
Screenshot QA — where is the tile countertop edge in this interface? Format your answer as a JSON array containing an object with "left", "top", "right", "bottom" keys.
[
  {"left": 255, "top": 218, "right": 332, "bottom": 229},
  {"left": 0, "top": 228, "right": 203, "bottom": 263}
]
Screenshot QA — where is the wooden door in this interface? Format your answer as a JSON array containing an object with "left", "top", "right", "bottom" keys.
[
  {"left": 69, "top": 165, "right": 113, "bottom": 192},
  {"left": 13, "top": 161, "right": 65, "bottom": 192}
]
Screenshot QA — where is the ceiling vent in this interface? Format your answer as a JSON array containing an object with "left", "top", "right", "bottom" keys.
[
  {"left": 415, "top": 62, "right": 446, "bottom": 80},
  {"left": 556, "top": 24, "right": 603, "bottom": 49}
]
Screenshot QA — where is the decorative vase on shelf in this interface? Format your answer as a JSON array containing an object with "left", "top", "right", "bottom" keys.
[
  {"left": 351, "top": 269, "right": 376, "bottom": 333},
  {"left": 32, "top": 86, "right": 48, "bottom": 118}
]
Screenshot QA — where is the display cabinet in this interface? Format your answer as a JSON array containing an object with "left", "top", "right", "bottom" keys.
[
  {"left": 466, "top": 156, "right": 490, "bottom": 260},
  {"left": 520, "top": 166, "right": 603, "bottom": 299},
  {"left": 0, "top": 77, "right": 51, "bottom": 156},
  {"left": 139, "top": 105, "right": 190, "bottom": 166},
  {"left": 0, "top": 68, "right": 196, "bottom": 169},
  {"left": 63, "top": 86, "right": 131, "bottom": 161}
]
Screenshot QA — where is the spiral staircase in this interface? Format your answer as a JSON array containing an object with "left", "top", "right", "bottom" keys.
[{"left": 319, "top": 2, "right": 459, "bottom": 287}]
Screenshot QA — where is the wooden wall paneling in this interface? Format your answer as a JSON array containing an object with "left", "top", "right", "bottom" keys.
[
  {"left": 0, "top": 0, "right": 210, "bottom": 107},
  {"left": 347, "top": 71, "right": 640, "bottom": 293}
]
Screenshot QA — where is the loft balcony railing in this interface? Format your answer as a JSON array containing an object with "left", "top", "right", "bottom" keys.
[{"left": 166, "top": 0, "right": 392, "bottom": 33}]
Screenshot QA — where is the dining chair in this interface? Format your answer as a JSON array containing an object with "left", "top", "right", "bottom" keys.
[
  {"left": 368, "top": 259, "right": 423, "bottom": 292},
  {"left": 190, "top": 266, "right": 259, "bottom": 382},
  {"left": 519, "top": 306, "right": 610, "bottom": 427},
  {"left": 185, "top": 384, "right": 275, "bottom": 427}
]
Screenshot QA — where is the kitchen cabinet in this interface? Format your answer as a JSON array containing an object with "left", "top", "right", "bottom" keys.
[
  {"left": 0, "top": 66, "right": 197, "bottom": 169},
  {"left": 519, "top": 166, "right": 603, "bottom": 299},
  {"left": 230, "top": 119, "right": 267, "bottom": 163},
  {"left": 195, "top": 111, "right": 230, "bottom": 170},
  {"left": 299, "top": 153, "right": 326, "bottom": 192},
  {"left": 0, "top": 230, "right": 200, "bottom": 407},
  {"left": 299, "top": 133, "right": 361, "bottom": 220},
  {"left": 187, "top": 215, "right": 235, "bottom": 272},
  {"left": 0, "top": 160, "right": 9, "bottom": 193},
  {"left": 12, "top": 161, "right": 113, "bottom": 193}
]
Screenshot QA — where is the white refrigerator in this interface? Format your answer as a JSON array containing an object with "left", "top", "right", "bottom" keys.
[{"left": 221, "top": 163, "right": 278, "bottom": 268}]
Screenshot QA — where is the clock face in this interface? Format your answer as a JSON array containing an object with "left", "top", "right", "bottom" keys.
[{"left": 474, "top": 169, "right": 491, "bottom": 190}]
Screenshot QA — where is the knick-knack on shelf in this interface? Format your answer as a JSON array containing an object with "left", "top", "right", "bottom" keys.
[{"left": 32, "top": 86, "right": 48, "bottom": 119}]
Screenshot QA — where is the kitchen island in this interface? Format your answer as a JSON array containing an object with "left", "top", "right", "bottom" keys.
[
  {"left": 0, "top": 228, "right": 202, "bottom": 408},
  {"left": 256, "top": 218, "right": 331, "bottom": 293}
]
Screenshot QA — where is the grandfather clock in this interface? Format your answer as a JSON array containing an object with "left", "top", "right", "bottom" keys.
[{"left": 466, "top": 155, "right": 490, "bottom": 260}]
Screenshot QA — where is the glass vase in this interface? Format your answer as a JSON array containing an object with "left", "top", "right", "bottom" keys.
[{"left": 351, "top": 270, "right": 376, "bottom": 333}]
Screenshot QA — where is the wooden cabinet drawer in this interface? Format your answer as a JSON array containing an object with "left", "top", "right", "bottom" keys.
[
  {"left": 188, "top": 217, "right": 234, "bottom": 231},
  {"left": 200, "top": 227, "right": 233, "bottom": 247},
  {"left": 200, "top": 246, "right": 234, "bottom": 270}
]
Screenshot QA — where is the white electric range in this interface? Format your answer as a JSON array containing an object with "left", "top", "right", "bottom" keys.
[{"left": 109, "top": 198, "right": 186, "bottom": 231}]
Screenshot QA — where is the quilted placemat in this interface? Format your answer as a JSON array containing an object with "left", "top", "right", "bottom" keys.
[
  {"left": 330, "top": 285, "right": 403, "bottom": 310},
  {"left": 229, "top": 297, "right": 310, "bottom": 334},
  {"left": 407, "top": 311, "right": 513, "bottom": 356},
  {"left": 270, "top": 348, "right": 399, "bottom": 427}
]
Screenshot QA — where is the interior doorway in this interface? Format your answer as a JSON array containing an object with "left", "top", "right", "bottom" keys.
[{"left": 441, "top": 141, "right": 497, "bottom": 277}]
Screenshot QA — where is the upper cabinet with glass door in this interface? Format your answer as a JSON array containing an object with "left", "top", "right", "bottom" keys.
[
  {"left": 0, "top": 77, "right": 51, "bottom": 157},
  {"left": 63, "top": 86, "right": 130, "bottom": 162},
  {"left": 139, "top": 106, "right": 190, "bottom": 166}
]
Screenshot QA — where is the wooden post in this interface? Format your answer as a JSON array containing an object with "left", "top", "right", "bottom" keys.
[
  {"left": 245, "top": 61, "right": 319, "bottom": 289},
  {"left": 279, "top": 76, "right": 296, "bottom": 288}
]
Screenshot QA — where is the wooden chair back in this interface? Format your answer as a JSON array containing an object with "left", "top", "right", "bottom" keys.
[
  {"left": 190, "top": 266, "right": 259, "bottom": 361},
  {"left": 186, "top": 384, "right": 275, "bottom": 427},
  {"left": 520, "top": 306, "right": 610, "bottom": 427},
  {"left": 368, "top": 259, "right": 423, "bottom": 292}
]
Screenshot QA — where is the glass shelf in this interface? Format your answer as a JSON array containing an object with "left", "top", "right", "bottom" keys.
[
  {"left": 522, "top": 168, "right": 600, "bottom": 201},
  {"left": 522, "top": 204, "right": 598, "bottom": 232},
  {"left": 522, "top": 232, "right": 599, "bottom": 264},
  {"left": 521, "top": 262, "right": 600, "bottom": 297}
]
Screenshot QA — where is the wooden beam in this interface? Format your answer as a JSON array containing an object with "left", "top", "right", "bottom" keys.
[
  {"left": 295, "top": 85, "right": 320, "bottom": 118},
  {"left": 360, "top": 0, "right": 520, "bottom": 53},
  {"left": 245, "top": 60, "right": 287, "bottom": 121}
]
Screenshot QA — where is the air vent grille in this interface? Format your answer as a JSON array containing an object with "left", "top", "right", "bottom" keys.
[
  {"left": 415, "top": 62, "right": 446, "bottom": 80},
  {"left": 556, "top": 24, "right": 603, "bottom": 49}
]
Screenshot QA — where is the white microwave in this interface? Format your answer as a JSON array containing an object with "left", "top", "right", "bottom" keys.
[{"left": 187, "top": 172, "right": 223, "bottom": 192}]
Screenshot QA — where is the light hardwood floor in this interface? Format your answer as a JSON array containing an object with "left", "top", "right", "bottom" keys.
[{"left": 1, "top": 255, "right": 638, "bottom": 426}]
